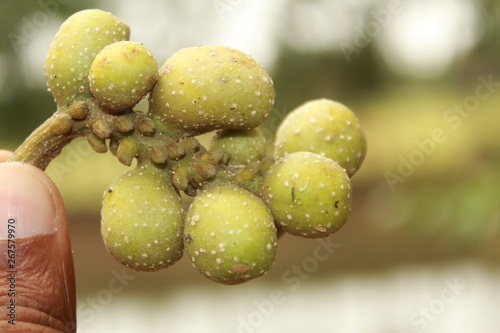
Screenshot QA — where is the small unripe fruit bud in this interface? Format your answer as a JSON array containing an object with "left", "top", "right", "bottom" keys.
[
  {"left": 138, "top": 117, "right": 156, "bottom": 136},
  {"left": 92, "top": 119, "right": 114, "bottom": 139},
  {"left": 179, "top": 137, "right": 201, "bottom": 154},
  {"left": 116, "top": 137, "right": 138, "bottom": 166},
  {"left": 194, "top": 160, "right": 217, "bottom": 181},
  {"left": 172, "top": 165, "right": 190, "bottom": 191},
  {"left": 200, "top": 150, "right": 228, "bottom": 166},
  {"left": 87, "top": 133, "right": 108, "bottom": 154},
  {"left": 67, "top": 101, "right": 89, "bottom": 120},
  {"left": 114, "top": 116, "right": 135, "bottom": 134},
  {"left": 166, "top": 142, "right": 185, "bottom": 160},
  {"left": 150, "top": 145, "right": 168, "bottom": 164}
]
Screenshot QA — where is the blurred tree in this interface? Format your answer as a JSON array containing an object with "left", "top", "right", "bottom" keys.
[
  {"left": 271, "top": 44, "right": 383, "bottom": 113},
  {"left": 457, "top": 0, "right": 500, "bottom": 81}
]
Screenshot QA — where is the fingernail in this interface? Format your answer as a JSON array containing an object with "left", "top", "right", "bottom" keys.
[{"left": 0, "top": 163, "right": 58, "bottom": 239}]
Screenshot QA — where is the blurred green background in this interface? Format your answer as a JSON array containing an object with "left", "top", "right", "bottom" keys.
[{"left": 1, "top": 0, "right": 499, "bottom": 332}]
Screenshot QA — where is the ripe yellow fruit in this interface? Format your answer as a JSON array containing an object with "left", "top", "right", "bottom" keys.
[
  {"left": 89, "top": 41, "right": 158, "bottom": 111},
  {"left": 101, "top": 164, "right": 184, "bottom": 271},
  {"left": 149, "top": 45, "right": 275, "bottom": 135},
  {"left": 260, "top": 152, "right": 352, "bottom": 238},
  {"left": 45, "top": 9, "right": 130, "bottom": 108},
  {"left": 184, "top": 185, "right": 277, "bottom": 284},
  {"left": 274, "top": 99, "right": 366, "bottom": 177}
]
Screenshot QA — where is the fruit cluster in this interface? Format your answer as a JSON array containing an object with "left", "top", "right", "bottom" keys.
[{"left": 9, "top": 10, "right": 366, "bottom": 285}]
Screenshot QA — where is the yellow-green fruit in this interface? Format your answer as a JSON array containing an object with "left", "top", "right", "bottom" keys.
[
  {"left": 149, "top": 45, "right": 275, "bottom": 134},
  {"left": 209, "top": 128, "right": 267, "bottom": 165},
  {"left": 101, "top": 164, "right": 184, "bottom": 271},
  {"left": 260, "top": 152, "right": 352, "bottom": 238},
  {"left": 274, "top": 99, "right": 366, "bottom": 177},
  {"left": 45, "top": 9, "right": 130, "bottom": 108},
  {"left": 184, "top": 186, "right": 277, "bottom": 285},
  {"left": 89, "top": 41, "right": 158, "bottom": 111}
]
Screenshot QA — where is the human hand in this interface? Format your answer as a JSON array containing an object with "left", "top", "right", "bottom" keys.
[{"left": 0, "top": 150, "right": 76, "bottom": 332}]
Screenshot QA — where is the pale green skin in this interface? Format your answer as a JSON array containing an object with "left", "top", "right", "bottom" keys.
[
  {"left": 101, "top": 164, "right": 184, "bottom": 271},
  {"left": 149, "top": 45, "right": 275, "bottom": 135},
  {"left": 89, "top": 41, "right": 158, "bottom": 111},
  {"left": 209, "top": 128, "right": 267, "bottom": 165},
  {"left": 45, "top": 9, "right": 130, "bottom": 108},
  {"left": 184, "top": 186, "right": 277, "bottom": 285},
  {"left": 274, "top": 99, "right": 367, "bottom": 177},
  {"left": 260, "top": 152, "right": 352, "bottom": 238}
]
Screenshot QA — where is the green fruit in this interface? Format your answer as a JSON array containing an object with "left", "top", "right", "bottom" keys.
[
  {"left": 184, "top": 185, "right": 277, "bottom": 285},
  {"left": 149, "top": 45, "right": 275, "bottom": 135},
  {"left": 45, "top": 9, "right": 130, "bottom": 108},
  {"left": 260, "top": 151, "right": 352, "bottom": 238},
  {"left": 209, "top": 128, "right": 267, "bottom": 165},
  {"left": 101, "top": 164, "right": 184, "bottom": 271},
  {"left": 274, "top": 99, "right": 366, "bottom": 177},
  {"left": 89, "top": 41, "right": 158, "bottom": 111}
]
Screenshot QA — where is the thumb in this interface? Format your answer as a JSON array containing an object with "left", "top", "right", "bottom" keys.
[{"left": 0, "top": 162, "right": 76, "bottom": 332}]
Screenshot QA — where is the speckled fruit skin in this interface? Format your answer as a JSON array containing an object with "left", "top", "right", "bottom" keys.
[
  {"left": 89, "top": 41, "right": 158, "bottom": 111},
  {"left": 184, "top": 186, "right": 277, "bottom": 285},
  {"left": 101, "top": 164, "right": 184, "bottom": 271},
  {"left": 45, "top": 9, "right": 130, "bottom": 108},
  {"left": 209, "top": 128, "right": 267, "bottom": 165},
  {"left": 274, "top": 99, "right": 366, "bottom": 177},
  {"left": 260, "top": 151, "right": 352, "bottom": 238},
  {"left": 149, "top": 45, "right": 275, "bottom": 134}
]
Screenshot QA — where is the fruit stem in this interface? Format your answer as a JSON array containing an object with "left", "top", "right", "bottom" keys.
[
  {"left": 8, "top": 109, "right": 82, "bottom": 170},
  {"left": 7, "top": 99, "right": 111, "bottom": 170}
]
